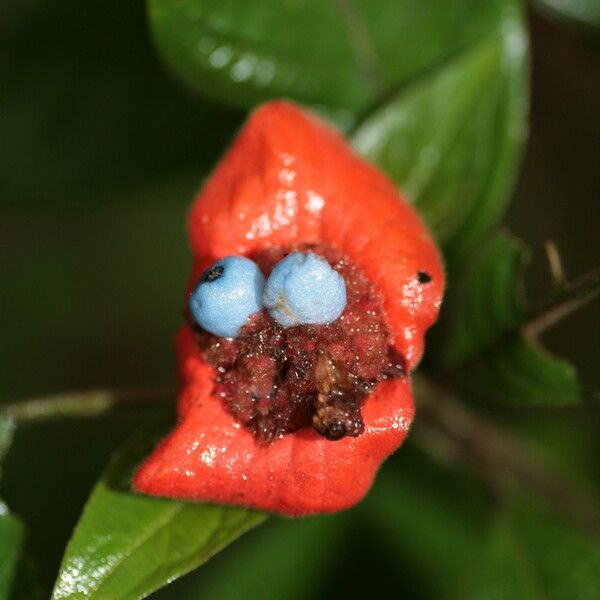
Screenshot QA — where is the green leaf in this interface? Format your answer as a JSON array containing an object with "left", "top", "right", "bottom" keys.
[
  {"left": 464, "top": 336, "right": 583, "bottom": 406},
  {"left": 51, "top": 426, "right": 266, "bottom": 600},
  {"left": 0, "top": 505, "right": 24, "bottom": 600},
  {"left": 147, "top": 0, "right": 511, "bottom": 125},
  {"left": 9, "top": 555, "right": 45, "bottom": 600},
  {"left": 534, "top": 0, "right": 600, "bottom": 30},
  {"left": 471, "top": 512, "right": 545, "bottom": 599},
  {"left": 439, "top": 233, "right": 527, "bottom": 366},
  {"left": 352, "top": 2, "right": 528, "bottom": 265},
  {"left": 470, "top": 510, "right": 546, "bottom": 599},
  {"left": 437, "top": 232, "right": 583, "bottom": 406},
  {"left": 469, "top": 497, "right": 600, "bottom": 599}
]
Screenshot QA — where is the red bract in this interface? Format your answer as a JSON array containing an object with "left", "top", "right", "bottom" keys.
[{"left": 133, "top": 101, "right": 444, "bottom": 516}]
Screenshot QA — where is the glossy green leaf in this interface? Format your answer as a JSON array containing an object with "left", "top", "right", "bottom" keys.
[
  {"left": 51, "top": 427, "right": 266, "bottom": 600},
  {"left": 464, "top": 336, "right": 583, "bottom": 405},
  {"left": 469, "top": 497, "right": 600, "bottom": 599},
  {"left": 439, "top": 233, "right": 528, "bottom": 366},
  {"left": 147, "top": 0, "right": 510, "bottom": 125},
  {"left": 534, "top": 0, "right": 600, "bottom": 29},
  {"left": 353, "top": 2, "right": 528, "bottom": 264},
  {"left": 0, "top": 505, "right": 24, "bottom": 600},
  {"left": 437, "top": 232, "right": 583, "bottom": 405}
]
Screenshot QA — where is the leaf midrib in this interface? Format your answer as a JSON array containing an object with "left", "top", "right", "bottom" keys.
[
  {"left": 53, "top": 500, "right": 184, "bottom": 599},
  {"left": 91, "top": 500, "right": 184, "bottom": 597}
]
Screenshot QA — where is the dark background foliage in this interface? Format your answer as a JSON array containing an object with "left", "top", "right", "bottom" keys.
[{"left": 0, "top": 0, "right": 598, "bottom": 598}]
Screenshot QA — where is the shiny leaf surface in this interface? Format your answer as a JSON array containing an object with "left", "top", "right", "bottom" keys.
[
  {"left": 147, "top": 0, "right": 509, "bottom": 124},
  {"left": 353, "top": 2, "right": 528, "bottom": 264},
  {"left": 51, "top": 427, "right": 266, "bottom": 600}
]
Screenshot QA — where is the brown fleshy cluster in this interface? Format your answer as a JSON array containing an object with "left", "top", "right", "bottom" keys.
[{"left": 190, "top": 244, "right": 404, "bottom": 444}]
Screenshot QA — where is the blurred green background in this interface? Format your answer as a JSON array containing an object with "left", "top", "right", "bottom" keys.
[{"left": 1, "top": 1, "right": 598, "bottom": 597}]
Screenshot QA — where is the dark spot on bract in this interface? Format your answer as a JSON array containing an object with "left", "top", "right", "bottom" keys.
[{"left": 417, "top": 271, "right": 432, "bottom": 284}]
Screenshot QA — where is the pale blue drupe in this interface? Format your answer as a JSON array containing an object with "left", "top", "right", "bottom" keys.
[
  {"left": 189, "top": 256, "right": 265, "bottom": 338},
  {"left": 263, "top": 252, "right": 347, "bottom": 328}
]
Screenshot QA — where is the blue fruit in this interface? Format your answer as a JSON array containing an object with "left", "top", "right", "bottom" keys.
[
  {"left": 189, "top": 256, "right": 265, "bottom": 338},
  {"left": 263, "top": 252, "right": 347, "bottom": 328}
]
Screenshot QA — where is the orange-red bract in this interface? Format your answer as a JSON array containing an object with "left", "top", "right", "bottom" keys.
[{"left": 133, "top": 101, "right": 444, "bottom": 516}]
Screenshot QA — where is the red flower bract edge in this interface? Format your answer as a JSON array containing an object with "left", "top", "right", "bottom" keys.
[{"left": 133, "top": 101, "right": 444, "bottom": 516}]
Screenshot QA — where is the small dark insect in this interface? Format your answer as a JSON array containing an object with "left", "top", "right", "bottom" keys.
[{"left": 417, "top": 271, "right": 432, "bottom": 284}]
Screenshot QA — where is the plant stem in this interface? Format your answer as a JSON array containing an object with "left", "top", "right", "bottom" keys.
[
  {"left": 412, "top": 374, "right": 600, "bottom": 536},
  {"left": 445, "top": 264, "right": 600, "bottom": 394},
  {"left": 1, "top": 386, "right": 172, "bottom": 423},
  {"left": 522, "top": 266, "right": 599, "bottom": 339},
  {"left": 3, "top": 379, "right": 599, "bottom": 535}
]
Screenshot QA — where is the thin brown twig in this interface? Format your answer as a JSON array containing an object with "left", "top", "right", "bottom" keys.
[
  {"left": 448, "top": 265, "right": 600, "bottom": 382},
  {"left": 3, "top": 379, "right": 600, "bottom": 535},
  {"left": 522, "top": 267, "right": 600, "bottom": 339}
]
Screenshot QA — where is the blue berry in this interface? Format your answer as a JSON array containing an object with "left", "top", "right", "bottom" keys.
[
  {"left": 189, "top": 256, "right": 265, "bottom": 338},
  {"left": 263, "top": 252, "right": 347, "bottom": 328}
]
